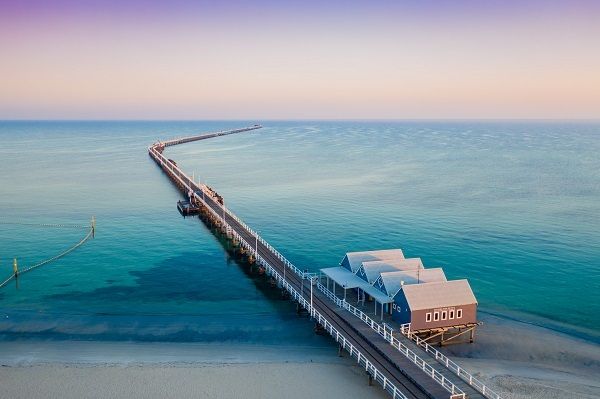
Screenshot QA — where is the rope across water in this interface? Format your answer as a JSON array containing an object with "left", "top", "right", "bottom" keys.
[
  {"left": 0, "top": 221, "right": 89, "bottom": 229},
  {"left": 0, "top": 219, "right": 95, "bottom": 290}
]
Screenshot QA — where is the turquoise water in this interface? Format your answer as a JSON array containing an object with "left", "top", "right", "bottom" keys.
[{"left": 0, "top": 121, "right": 599, "bottom": 344}]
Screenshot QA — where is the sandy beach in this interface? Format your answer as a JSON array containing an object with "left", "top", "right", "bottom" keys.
[
  {"left": 0, "top": 362, "right": 390, "bottom": 399},
  {"left": 1, "top": 313, "right": 599, "bottom": 399},
  {"left": 0, "top": 342, "right": 388, "bottom": 399}
]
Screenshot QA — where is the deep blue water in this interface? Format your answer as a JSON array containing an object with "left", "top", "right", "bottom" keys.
[{"left": 0, "top": 120, "right": 598, "bottom": 345}]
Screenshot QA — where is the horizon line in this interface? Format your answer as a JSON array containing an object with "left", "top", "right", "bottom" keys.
[{"left": 1, "top": 117, "right": 599, "bottom": 123}]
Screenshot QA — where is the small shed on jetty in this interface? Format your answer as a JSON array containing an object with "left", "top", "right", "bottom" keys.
[{"left": 393, "top": 279, "right": 477, "bottom": 331}]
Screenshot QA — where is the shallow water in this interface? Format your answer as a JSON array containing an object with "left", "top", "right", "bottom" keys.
[{"left": 0, "top": 120, "right": 598, "bottom": 345}]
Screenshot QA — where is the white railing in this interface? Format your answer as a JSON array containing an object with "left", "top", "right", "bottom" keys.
[
  {"left": 149, "top": 143, "right": 411, "bottom": 399},
  {"left": 217, "top": 191, "right": 465, "bottom": 398},
  {"left": 190, "top": 191, "right": 407, "bottom": 398},
  {"left": 400, "top": 324, "right": 502, "bottom": 399},
  {"left": 315, "top": 282, "right": 466, "bottom": 399},
  {"left": 149, "top": 134, "right": 504, "bottom": 399},
  {"left": 318, "top": 274, "right": 502, "bottom": 399},
  {"left": 161, "top": 126, "right": 262, "bottom": 148}
]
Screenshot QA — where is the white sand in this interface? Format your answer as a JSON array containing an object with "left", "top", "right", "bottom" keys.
[
  {"left": 0, "top": 363, "right": 389, "bottom": 399},
  {"left": 1, "top": 314, "right": 599, "bottom": 399},
  {"left": 0, "top": 342, "right": 388, "bottom": 399},
  {"left": 450, "top": 359, "right": 600, "bottom": 399}
]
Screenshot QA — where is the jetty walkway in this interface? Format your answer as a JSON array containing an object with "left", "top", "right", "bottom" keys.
[{"left": 148, "top": 126, "right": 501, "bottom": 399}]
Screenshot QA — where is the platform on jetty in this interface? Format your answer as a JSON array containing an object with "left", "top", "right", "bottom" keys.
[
  {"left": 148, "top": 126, "right": 502, "bottom": 399},
  {"left": 177, "top": 200, "right": 199, "bottom": 216}
]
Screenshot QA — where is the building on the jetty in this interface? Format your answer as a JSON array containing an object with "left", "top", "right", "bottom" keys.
[
  {"left": 394, "top": 279, "right": 477, "bottom": 332},
  {"left": 356, "top": 258, "right": 424, "bottom": 284},
  {"left": 320, "top": 263, "right": 381, "bottom": 302},
  {"left": 321, "top": 249, "right": 479, "bottom": 344},
  {"left": 340, "top": 249, "right": 405, "bottom": 273},
  {"left": 323, "top": 249, "right": 406, "bottom": 311},
  {"left": 374, "top": 268, "right": 446, "bottom": 298}
]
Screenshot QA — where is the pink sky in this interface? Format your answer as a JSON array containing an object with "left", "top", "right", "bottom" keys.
[{"left": 0, "top": 1, "right": 599, "bottom": 119}]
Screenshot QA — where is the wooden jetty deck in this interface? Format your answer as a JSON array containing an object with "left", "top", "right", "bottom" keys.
[{"left": 148, "top": 126, "right": 502, "bottom": 399}]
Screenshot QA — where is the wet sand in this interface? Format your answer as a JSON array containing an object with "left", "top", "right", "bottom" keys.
[
  {"left": 443, "top": 313, "right": 600, "bottom": 399},
  {"left": 1, "top": 314, "right": 599, "bottom": 399}
]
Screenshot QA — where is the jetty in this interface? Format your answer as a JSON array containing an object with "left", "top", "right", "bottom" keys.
[{"left": 148, "top": 126, "right": 502, "bottom": 399}]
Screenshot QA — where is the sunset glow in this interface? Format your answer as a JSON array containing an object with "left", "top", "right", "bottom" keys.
[{"left": 1, "top": 0, "right": 599, "bottom": 119}]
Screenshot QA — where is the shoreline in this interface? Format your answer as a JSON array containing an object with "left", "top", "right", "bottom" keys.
[
  {"left": 1, "top": 312, "right": 599, "bottom": 399},
  {"left": 2, "top": 299, "right": 598, "bottom": 344},
  {"left": 478, "top": 307, "right": 599, "bottom": 345},
  {"left": 0, "top": 341, "right": 342, "bottom": 366}
]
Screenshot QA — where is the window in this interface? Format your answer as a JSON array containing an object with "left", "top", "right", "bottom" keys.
[
  {"left": 426, "top": 312, "right": 432, "bottom": 322},
  {"left": 441, "top": 310, "right": 447, "bottom": 320},
  {"left": 449, "top": 310, "right": 455, "bottom": 319},
  {"left": 457, "top": 309, "right": 463, "bottom": 319},
  {"left": 433, "top": 311, "right": 439, "bottom": 321}
]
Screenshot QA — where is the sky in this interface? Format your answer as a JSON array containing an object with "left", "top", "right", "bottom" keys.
[{"left": 0, "top": 0, "right": 599, "bottom": 120}]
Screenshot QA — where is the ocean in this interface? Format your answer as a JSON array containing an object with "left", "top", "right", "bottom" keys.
[{"left": 0, "top": 120, "right": 598, "bottom": 347}]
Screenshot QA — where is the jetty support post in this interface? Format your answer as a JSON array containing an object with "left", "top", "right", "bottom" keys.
[{"left": 440, "top": 325, "right": 477, "bottom": 346}]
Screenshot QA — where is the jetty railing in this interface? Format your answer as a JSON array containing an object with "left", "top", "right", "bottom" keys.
[
  {"left": 181, "top": 142, "right": 478, "bottom": 398},
  {"left": 317, "top": 276, "right": 501, "bottom": 399},
  {"left": 206, "top": 192, "right": 467, "bottom": 397},
  {"left": 148, "top": 137, "right": 410, "bottom": 399},
  {"left": 400, "top": 324, "right": 501, "bottom": 399},
  {"left": 161, "top": 126, "right": 262, "bottom": 148},
  {"left": 250, "top": 244, "right": 410, "bottom": 399},
  {"left": 149, "top": 129, "right": 502, "bottom": 399},
  {"left": 315, "top": 281, "right": 466, "bottom": 398}
]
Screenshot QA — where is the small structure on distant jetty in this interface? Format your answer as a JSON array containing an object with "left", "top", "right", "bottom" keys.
[
  {"left": 177, "top": 199, "right": 199, "bottom": 216},
  {"left": 322, "top": 249, "right": 479, "bottom": 345}
]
